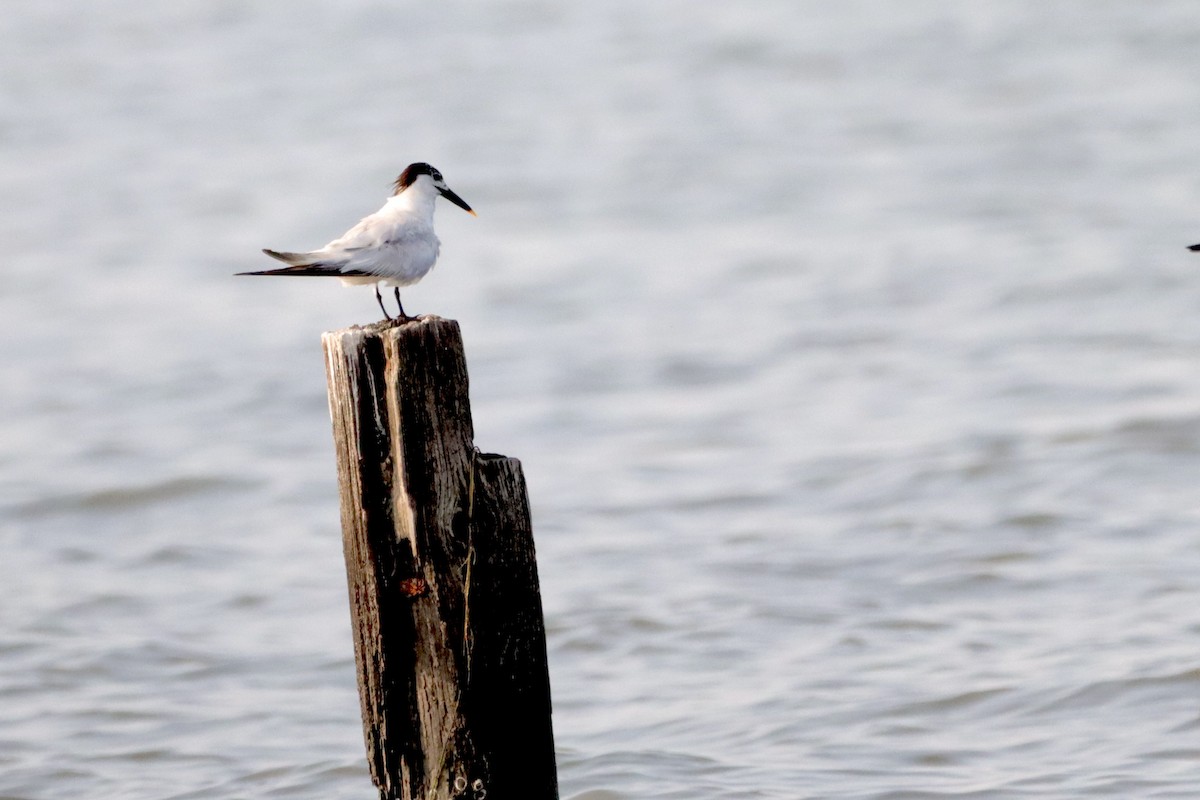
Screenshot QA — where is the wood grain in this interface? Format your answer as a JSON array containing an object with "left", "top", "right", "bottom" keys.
[{"left": 322, "top": 316, "right": 557, "bottom": 800}]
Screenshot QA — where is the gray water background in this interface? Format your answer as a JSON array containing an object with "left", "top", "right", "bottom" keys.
[{"left": 3, "top": 2, "right": 1200, "bottom": 798}]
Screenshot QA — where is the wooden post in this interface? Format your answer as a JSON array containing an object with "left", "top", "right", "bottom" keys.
[{"left": 322, "top": 316, "right": 558, "bottom": 800}]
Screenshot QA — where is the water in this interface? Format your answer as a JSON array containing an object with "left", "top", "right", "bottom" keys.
[{"left": 3, "top": 2, "right": 1200, "bottom": 797}]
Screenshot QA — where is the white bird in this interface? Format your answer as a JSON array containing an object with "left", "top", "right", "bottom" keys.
[{"left": 239, "top": 162, "right": 476, "bottom": 319}]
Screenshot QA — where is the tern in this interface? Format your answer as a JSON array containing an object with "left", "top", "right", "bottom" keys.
[
  {"left": 239, "top": 162, "right": 475, "bottom": 319},
  {"left": 1190, "top": 243, "right": 1200, "bottom": 252}
]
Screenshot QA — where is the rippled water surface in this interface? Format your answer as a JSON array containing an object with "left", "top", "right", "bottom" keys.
[{"left": 4, "top": 2, "right": 1200, "bottom": 798}]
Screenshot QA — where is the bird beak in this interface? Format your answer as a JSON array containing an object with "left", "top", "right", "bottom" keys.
[{"left": 440, "top": 187, "right": 476, "bottom": 216}]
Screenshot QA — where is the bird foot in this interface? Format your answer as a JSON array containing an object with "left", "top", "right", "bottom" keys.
[{"left": 380, "top": 313, "right": 421, "bottom": 328}]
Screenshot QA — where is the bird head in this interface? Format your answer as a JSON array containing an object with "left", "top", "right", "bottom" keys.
[{"left": 393, "top": 162, "right": 476, "bottom": 216}]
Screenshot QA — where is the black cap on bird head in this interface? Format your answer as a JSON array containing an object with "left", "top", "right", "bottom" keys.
[
  {"left": 392, "top": 162, "right": 476, "bottom": 215},
  {"left": 392, "top": 162, "right": 443, "bottom": 194}
]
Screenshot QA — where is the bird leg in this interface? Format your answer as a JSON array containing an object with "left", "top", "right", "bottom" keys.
[
  {"left": 375, "top": 285, "right": 393, "bottom": 321},
  {"left": 393, "top": 287, "right": 409, "bottom": 319}
]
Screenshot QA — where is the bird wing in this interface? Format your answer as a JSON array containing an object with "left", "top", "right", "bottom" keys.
[
  {"left": 235, "top": 247, "right": 372, "bottom": 277},
  {"left": 267, "top": 206, "right": 416, "bottom": 278},
  {"left": 244, "top": 213, "right": 391, "bottom": 277},
  {"left": 322, "top": 205, "right": 405, "bottom": 254},
  {"left": 246, "top": 204, "right": 437, "bottom": 280},
  {"left": 333, "top": 228, "right": 437, "bottom": 278},
  {"left": 237, "top": 262, "right": 376, "bottom": 278}
]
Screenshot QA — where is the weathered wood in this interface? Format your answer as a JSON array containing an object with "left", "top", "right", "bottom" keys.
[
  {"left": 464, "top": 454, "right": 558, "bottom": 799},
  {"left": 322, "top": 316, "right": 557, "bottom": 800}
]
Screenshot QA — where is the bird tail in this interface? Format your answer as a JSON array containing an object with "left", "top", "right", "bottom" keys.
[
  {"left": 262, "top": 248, "right": 319, "bottom": 265},
  {"left": 236, "top": 248, "right": 369, "bottom": 278},
  {"left": 1189, "top": 243, "right": 1200, "bottom": 252}
]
